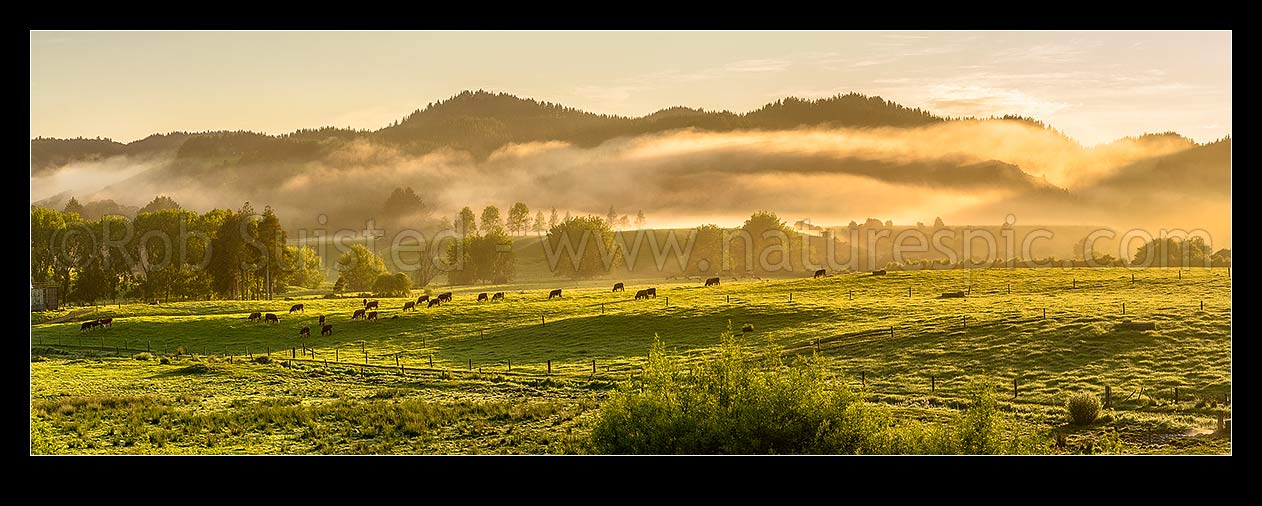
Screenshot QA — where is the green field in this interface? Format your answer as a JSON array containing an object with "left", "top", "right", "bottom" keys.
[{"left": 30, "top": 267, "right": 1232, "bottom": 454}]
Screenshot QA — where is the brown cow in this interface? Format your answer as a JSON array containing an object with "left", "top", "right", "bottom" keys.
[
  {"left": 299, "top": 326, "right": 310, "bottom": 338},
  {"left": 247, "top": 312, "right": 262, "bottom": 322},
  {"left": 428, "top": 298, "right": 442, "bottom": 308},
  {"left": 491, "top": 292, "right": 504, "bottom": 302},
  {"left": 438, "top": 292, "right": 453, "bottom": 302},
  {"left": 634, "top": 289, "right": 649, "bottom": 300},
  {"left": 79, "top": 321, "right": 97, "bottom": 332},
  {"left": 321, "top": 324, "right": 333, "bottom": 336},
  {"left": 705, "top": 277, "right": 720, "bottom": 287},
  {"left": 352, "top": 309, "right": 367, "bottom": 320},
  {"left": 871, "top": 269, "right": 887, "bottom": 276},
  {"left": 289, "top": 303, "right": 304, "bottom": 313},
  {"left": 403, "top": 301, "right": 416, "bottom": 311},
  {"left": 646, "top": 287, "right": 657, "bottom": 298},
  {"left": 417, "top": 295, "right": 430, "bottom": 304},
  {"left": 365, "top": 300, "right": 379, "bottom": 311},
  {"left": 813, "top": 269, "right": 826, "bottom": 279},
  {"left": 97, "top": 317, "right": 113, "bottom": 328},
  {"left": 477, "top": 293, "right": 489, "bottom": 302},
  {"left": 265, "top": 313, "right": 279, "bottom": 324},
  {"left": 612, "top": 282, "right": 625, "bottom": 292},
  {"left": 318, "top": 315, "right": 326, "bottom": 326},
  {"left": 366, "top": 311, "right": 378, "bottom": 321},
  {"left": 548, "top": 289, "right": 563, "bottom": 299}
]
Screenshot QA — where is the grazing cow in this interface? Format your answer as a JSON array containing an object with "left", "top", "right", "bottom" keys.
[
  {"left": 403, "top": 301, "right": 416, "bottom": 312},
  {"left": 646, "top": 287, "right": 657, "bottom": 298},
  {"left": 548, "top": 289, "right": 563, "bottom": 299},
  {"left": 289, "top": 303, "right": 304, "bottom": 313},
  {"left": 612, "top": 282, "right": 625, "bottom": 292},
  {"left": 367, "top": 311, "right": 378, "bottom": 321},
  {"left": 438, "top": 292, "right": 453, "bottom": 303},
  {"left": 365, "top": 300, "right": 379, "bottom": 311},
  {"left": 940, "top": 291, "right": 966, "bottom": 299},
  {"left": 417, "top": 295, "right": 430, "bottom": 304},
  {"left": 362, "top": 298, "right": 367, "bottom": 307},
  {"left": 299, "top": 326, "right": 310, "bottom": 338},
  {"left": 491, "top": 292, "right": 504, "bottom": 302},
  {"left": 352, "top": 309, "right": 366, "bottom": 320},
  {"left": 814, "top": 269, "right": 826, "bottom": 279},
  {"left": 247, "top": 312, "right": 262, "bottom": 322},
  {"left": 635, "top": 289, "right": 649, "bottom": 300},
  {"left": 705, "top": 277, "right": 720, "bottom": 287},
  {"left": 477, "top": 293, "right": 489, "bottom": 302},
  {"left": 80, "top": 321, "right": 97, "bottom": 332},
  {"left": 321, "top": 324, "right": 333, "bottom": 336},
  {"left": 871, "top": 269, "right": 887, "bottom": 276},
  {"left": 428, "top": 298, "right": 442, "bottom": 308},
  {"left": 265, "top": 313, "right": 279, "bottom": 324},
  {"left": 318, "top": 315, "right": 326, "bottom": 326},
  {"left": 97, "top": 317, "right": 113, "bottom": 328}
]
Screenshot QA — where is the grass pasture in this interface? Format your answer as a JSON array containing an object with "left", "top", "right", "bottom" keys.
[{"left": 30, "top": 267, "right": 1232, "bottom": 454}]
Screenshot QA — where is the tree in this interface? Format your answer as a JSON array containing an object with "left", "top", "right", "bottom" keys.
[
  {"left": 382, "top": 187, "right": 426, "bottom": 218},
  {"left": 533, "top": 211, "right": 546, "bottom": 234},
  {"left": 257, "top": 206, "right": 287, "bottom": 299},
  {"left": 686, "top": 224, "right": 728, "bottom": 275},
  {"left": 738, "top": 211, "right": 799, "bottom": 274},
  {"left": 413, "top": 252, "right": 441, "bottom": 288},
  {"left": 618, "top": 215, "right": 630, "bottom": 230},
  {"left": 138, "top": 195, "right": 180, "bottom": 215},
  {"left": 1132, "top": 237, "right": 1214, "bottom": 267},
  {"left": 507, "top": 202, "right": 530, "bottom": 236},
  {"left": 545, "top": 215, "right": 621, "bottom": 280},
  {"left": 336, "top": 244, "right": 388, "bottom": 291},
  {"left": 63, "top": 197, "right": 84, "bottom": 216},
  {"left": 885, "top": 220, "right": 893, "bottom": 227},
  {"left": 564, "top": 210, "right": 571, "bottom": 222},
  {"left": 635, "top": 210, "right": 646, "bottom": 229},
  {"left": 607, "top": 205, "right": 618, "bottom": 226},
  {"left": 458, "top": 206, "right": 478, "bottom": 236},
  {"left": 481, "top": 205, "right": 503, "bottom": 235},
  {"left": 446, "top": 229, "right": 515, "bottom": 285},
  {"left": 280, "top": 246, "right": 324, "bottom": 289},
  {"left": 549, "top": 208, "right": 559, "bottom": 229},
  {"left": 372, "top": 272, "right": 412, "bottom": 296},
  {"left": 934, "top": 217, "right": 946, "bottom": 228}
]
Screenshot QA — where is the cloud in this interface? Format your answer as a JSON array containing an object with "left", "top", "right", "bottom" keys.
[
  {"left": 723, "top": 59, "right": 792, "bottom": 73},
  {"left": 923, "top": 84, "right": 1071, "bottom": 119}
]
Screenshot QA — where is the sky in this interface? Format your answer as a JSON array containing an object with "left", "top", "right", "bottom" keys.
[{"left": 30, "top": 31, "right": 1230, "bottom": 146}]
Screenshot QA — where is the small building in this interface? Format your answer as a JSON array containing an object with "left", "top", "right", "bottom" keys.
[{"left": 31, "top": 283, "right": 59, "bottom": 311}]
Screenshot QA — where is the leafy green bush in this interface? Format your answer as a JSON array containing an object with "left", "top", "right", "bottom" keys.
[
  {"left": 1067, "top": 392, "right": 1102, "bottom": 425},
  {"left": 589, "top": 332, "right": 1046, "bottom": 454}
]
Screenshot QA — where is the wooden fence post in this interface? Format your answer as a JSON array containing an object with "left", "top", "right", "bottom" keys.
[
  {"left": 601, "top": 304, "right": 604, "bottom": 315},
  {"left": 849, "top": 290, "right": 853, "bottom": 300},
  {"left": 1013, "top": 378, "right": 1018, "bottom": 398},
  {"left": 469, "top": 358, "right": 472, "bottom": 370},
  {"left": 1122, "top": 303, "right": 1126, "bottom": 315},
  {"left": 815, "top": 339, "right": 819, "bottom": 353},
  {"left": 861, "top": 371, "right": 865, "bottom": 387},
  {"left": 1073, "top": 279, "right": 1076, "bottom": 289},
  {"left": 429, "top": 354, "right": 433, "bottom": 368},
  {"left": 508, "top": 358, "right": 511, "bottom": 372},
  {"left": 889, "top": 326, "right": 893, "bottom": 339},
  {"left": 1200, "top": 300, "right": 1204, "bottom": 311},
  {"left": 592, "top": 359, "right": 596, "bottom": 375},
  {"left": 931, "top": 376, "right": 935, "bottom": 393},
  {"left": 541, "top": 314, "right": 545, "bottom": 327},
  {"left": 963, "top": 315, "right": 967, "bottom": 329},
  {"left": 1043, "top": 308, "right": 1047, "bottom": 319},
  {"left": 908, "top": 287, "right": 912, "bottom": 297},
  {"left": 727, "top": 295, "right": 730, "bottom": 303},
  {"left": 292, "top": 347, "right": 296, "bottom": 358},
  {"left": 547, "top": 360, "right": 552, "bottom": 375},
  {"left": 665, "top": 296, "right": 669, "bottom": 307},
  {"left": 1105, "top": 385, "right": 1111, "bottom": 408}
]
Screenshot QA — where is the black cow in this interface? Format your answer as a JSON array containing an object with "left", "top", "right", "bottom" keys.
[
  {"left": 491, "top": 292, "right": 504, "bottom": 302},
  {"left": 646, "top": 287, "right": 657, "bottom": 298},
  {"left": 634, "top": 289, "right": 649, "bottom": 300},
  {"left": 318, "top": 315, "right": 326, "bottom": 326},
  {"left": 79, "top": 321, "right": 98, "bottom": 332},
  {"left": 417, "top": 295, "right": 430, "bottom": 304},
  {"left": 289, "top": 303, "right": 304, "bottom": 313},
  {"left": 321, "top": 324, "right": 333, "bottom": 336},
  {"left": 299, "top": 326, "right": 310, "bottom": 338},
  {"left": 403, "top": 301, "right": 416, "bottom": 312},
  {"left": 871, "top": 269, "right": 887, "bottom": 276},
  {"left": 247, "top": 312, "right": 262, "bottom": 322},
  {"left": 438, "top": 292, "right": 453, "bottom": 303},
  {"left": 705, "top": 277, "right": 720, "bottom": 287},
  {"left": 477, "top": 293, "right": 489, "bottom": 302},
  {"left": 365, "top": 300, "right": 379, "bottom": 311},
  {"left": 428, "top": 298, "right": 442, "bottom": 308},
  {"left": 352, "top": 309, "right": 367, "bottom": 320},
  {"left": 265, "top": 313, "right": 279, "bottom": 324},
  {"left": 97, "top": 317, "right": 113, "bottom": 328},
  {"left": 367, "top": 311, "right": 378, "bottom": 321},
  {"left": 612, "top": 282, "right": 625, "bottom": 292},
  {"left": 548, "top": 289, "right": 563, "bottom": 299},
  {"left": 814, "top": 269, "right": 826, "bottom": 279}
]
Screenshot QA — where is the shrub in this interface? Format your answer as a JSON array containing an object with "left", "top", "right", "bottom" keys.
[
  {"left": 1067, "top": 392, "right": 1102, "bottom": 425},
  {"left": 254, "top": 355, "right": 272, "bottom": 365},
  {"left": 159, "top": 357, "right": 171, "bottom": 365},
  {"left": 133, "top": 352, "right": 152, "bottom": 361}
]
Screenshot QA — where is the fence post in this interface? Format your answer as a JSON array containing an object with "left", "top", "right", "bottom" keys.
[
  {"left": 861, "top": 371, "right": 865, "bottom": 387},
  {"left": 541, "top": 314, "right": 545, "bottom": 327},
  {"left": 292, "top": 347, "right": 295, "bottom": 358},
  {"left": 727, "top": 295, "right": 730, "bottom": 303},
  {"left": 429, "top": 354, "right": 433, "bottom": 368},
  {"left": 1105, "top": 385, "right": 1111, "bottom": 408},
  {"left": 849, "top": 290, "right": 853, "bottom": 300},
  {"left": 547, "top": 360, "right": 552, "bottom": 375},
  {"left": 790, "top": 292, "right": 793, "bottom": 303},
  {"left": 1073, "top": 279, "right": 1076, "bottom": 289},
  {"left": 1013, "top": 378, "right": 1018, "bottom": 398},
  {"left": 1174, "top": 387, "right": 1179, "bottom": 403},
  {"left": 815, "top": 339, "right": 819, "bottom": 353},
  {"left": 601, "top": 303, "right": 604, "bottom": 315},
  {"left": 908, "top": 287, "right": 912, "bottom": 297},
  {"left": 1007, "top": 283, "right": 1010, "bottom": 294},
  {"left": 963, "top": 315, "right": 967, "bottom": 329},
  {"left": 1132, "top": 272, "right": 1135, "bottom": 284},
  {"left": 1122, "top": 303, "right": 1126, "bottom": 315},
  {"left": 395, "top": 354, "right": 400, "bottom": 371},
  {"left": 335, "top": 348, "right": 339, "bottom": 362},
  {"left": 931, "top": 376, "right": 935, "bottom": 393},
  {"left": 889, "top": 326, "right": 893, "bottom": 339},
  {"left": 469, "top": 359, "right": 472, "bottom": 370},
  {"left": 1043, "top": 308, "right": 1047, "bottom": 319},
  {"left": 1218, "top": 411, "right": 1224, "bottom": 431},
  {"left": 592, "top": 359, "right": 596, "bottom": 375},
  {"left": 267, "top": 347, "right": 270, "bottom": 357},
  {"left": 508, "top": 359, "right": 511, "bottom": 372},
  {"left": 665, "top": 296, "right": 669, "bottom": 307},
  {"left": 1200, "top": 300, "right": 1204, "bottom": 311},
  {"left": 480, "top": 329, "right": 484, "bottom": 339}
]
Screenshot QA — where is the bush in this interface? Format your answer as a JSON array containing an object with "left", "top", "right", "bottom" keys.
[
  {"left": 1067, "top": 392, "right": 1102, "bottom": 425},
  {"left": 589, "top": 332, "right": 1046, "bottom": 454},
  {"left": 159, "top": 357, "right": 171, "bottom": 365},
  {"left": 254, "top": 355, "right": 272, "bottom": 365},
  {"left": 133, "top": 352, "right": 152, "bottom": 361}
]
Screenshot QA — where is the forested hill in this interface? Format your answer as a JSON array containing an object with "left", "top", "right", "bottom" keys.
[{"left": 32, "top": 90, "right": 947, "bottom": 166}]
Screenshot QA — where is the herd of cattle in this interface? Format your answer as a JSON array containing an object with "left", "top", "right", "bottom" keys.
[{"left": 74, "top": 269, "right": 862, "bottom": 338}]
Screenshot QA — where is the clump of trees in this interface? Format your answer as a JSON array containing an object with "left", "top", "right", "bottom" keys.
[
  {"left": 446, "top": 204, "right": 516, "bottom": 285},
  {"left": 545, "top": 215, "right": 622, "bottom": 280},
  {"left": 31, "top": 202, "right": 325, "bottom": 304}
]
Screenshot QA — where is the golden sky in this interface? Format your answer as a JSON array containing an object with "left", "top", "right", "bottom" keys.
[{"left": 30, "top": 30, "right": 1230, "bottom": 146}]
